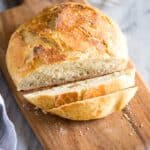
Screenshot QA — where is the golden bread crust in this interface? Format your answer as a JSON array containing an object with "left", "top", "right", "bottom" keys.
[
  {"left": 49, "top": 87, "right": 137, "bottom": 120},
  {"left": 6, "top": 3, "right": 128, "bottom": 89}
]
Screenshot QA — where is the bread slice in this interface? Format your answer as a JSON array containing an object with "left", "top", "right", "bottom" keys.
[
  {"left": 6, "top": 3, "right": 128, "bottom": 91},
  {"left": 24, "top": 68, "right": 135, "bottom": 110},
  {"left": 49, "top": 87, "right": 137, "bottom": 120}
]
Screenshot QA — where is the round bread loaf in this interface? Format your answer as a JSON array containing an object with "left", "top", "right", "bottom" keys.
[{"left": 6, "top": 2, "right": 128, "bottom": 91}]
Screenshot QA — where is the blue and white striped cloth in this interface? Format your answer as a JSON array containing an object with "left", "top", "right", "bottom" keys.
[{"left": 0, "top": 94, "right": 17, "bottom": 150}]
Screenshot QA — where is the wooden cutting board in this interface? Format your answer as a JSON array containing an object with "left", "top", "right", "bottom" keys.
[{"left": 0, "top": 0, "right": 150, "bottom": 149}]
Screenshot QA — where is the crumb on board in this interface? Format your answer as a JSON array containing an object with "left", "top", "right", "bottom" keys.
[
  {"left": 129, "top": 132, "right": 133, "bottom": 136},
  {"left": 22, "top": 103, "right": 32, "bottom": 111},
  {"left": 79, "top": 130, "right": 83, "bottom": 136},
  {"left": 42, "top": 110, "right": 48, "bottom": 114},
  {"left": 22, "top": 104, "right": 26, "bottom": 108},
  {"left": 139, "top": 123, "right": 144, "bottom": 128},
  {"left": 86, "top": 127, "right": 89, "bottom": 131},
  {"left": 59, "top": 127, "right": 67, "bottom": 136},
  {"left": 34, "top": 111, "right": 39, "bottom": 116},
  {"left": 34, "top": 106, "right": 39, "bottom": 110},
  {"left": 123, "top": 113, "right": 130, "bottom": 121}
]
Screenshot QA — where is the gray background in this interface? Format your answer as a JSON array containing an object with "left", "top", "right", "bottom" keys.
[{"left": 0, "top": 0, "right": 150, "bottom": 149}]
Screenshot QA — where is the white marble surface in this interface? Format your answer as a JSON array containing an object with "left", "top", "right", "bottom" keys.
[
  {"left": 0, "top": 0, "right": 150, "bottom": 149},
  {"left": 90, "top": 0, "right": 150, "bottom": 84}
]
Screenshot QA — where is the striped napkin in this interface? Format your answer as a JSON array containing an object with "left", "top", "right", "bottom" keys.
[{"left": 0, "top": 94, "right": 17, "bottom": 150}]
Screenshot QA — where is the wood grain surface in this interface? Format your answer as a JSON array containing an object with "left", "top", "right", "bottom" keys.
[{"left": 0, "top": 0, "right": 150, "bottom": 149}]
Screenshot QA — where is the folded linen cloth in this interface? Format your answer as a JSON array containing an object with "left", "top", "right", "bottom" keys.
[{"left": 0, "top": 94, "right": 17, "bottom": 150}]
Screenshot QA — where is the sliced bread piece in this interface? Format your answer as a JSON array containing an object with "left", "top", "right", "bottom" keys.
[
  {"left": 24, "top": 68, "right": 135, "bottom": 110},
  {"left": 49, "top": 87, "right": 137, "bottom": 120}
]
